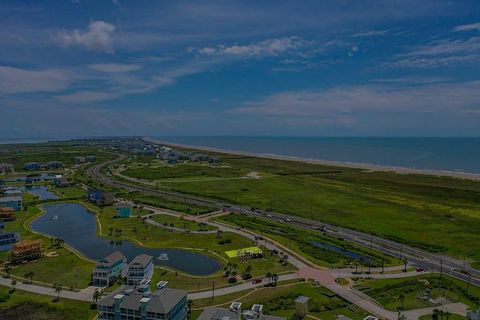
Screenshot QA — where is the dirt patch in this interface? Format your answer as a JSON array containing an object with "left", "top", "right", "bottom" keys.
[{"left": 246, "top": 171, "right": 261, "bottom": 179}]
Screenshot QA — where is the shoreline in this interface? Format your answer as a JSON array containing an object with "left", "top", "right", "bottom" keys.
[{"left": 145, "top": 137, "right": 480, "bottom": 181}]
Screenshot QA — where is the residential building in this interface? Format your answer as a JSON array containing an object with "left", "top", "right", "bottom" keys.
[
  {"left": 24, "top": 162, "right": 41, "bottom": 171},
  {"left": 92, "top": 251, "right": 127, "bottom": 286},
  {"left": 0, "top": 196, "right": 22, "bottom": 211},
  {"left": 295, "top": 296, "right": 309, "bottom": 317},
  {"left": 0, "top": 231, "right": 20, "bottom": 251},
  {"left": 127, "top": 254, "right": 154, "bottom": 286},
  {"left": 467, "top": 310, "right": 480, "bottom": 320},
  {"left": 3, "top": 189, "right": 22, "bottom": 198},
  {"left": 88, "top": 190, "right": 114, "bottom": 206},
  {"left": 10, "top": 239, "right": 43, "bottom": 264},
  {"left": 198, "top": 302, "right": 286, "bottom": 320},
  {"left": 97, "top": 285, "right": 187, "bottom": 320},
  {"left": 75, "top": 156, "right": 86, "bottom": 164},
  {"left": 0, "top": 208, "right": 15, "bottom": 221},
  {"left": 53, "top": 176, "right": 70, "bottom": 187},
  {"left": 86, "top": 155, "right": 97, "bottom": 162},
  {"left": 0, "top": 220, "right": 4, "bottom": 230},
  {"left": 116, "top": 203, "right": 133, "bottom": 218},
  {"left": 0, "top": 163, "right": 14, "bottom": 173},
  {"left": 47, "top": 161, "right": 64, "bottom": 169}
]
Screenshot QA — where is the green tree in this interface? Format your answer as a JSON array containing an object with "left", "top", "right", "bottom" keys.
[{"left": 11, "top": 279, "right": 16, "bottom": 291}]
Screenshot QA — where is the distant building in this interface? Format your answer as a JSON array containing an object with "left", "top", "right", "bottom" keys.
[
  {"left": 468, "top": 310, "right": 480, "bottom": 320},
  {"left": 88, "top": 190, "right": 114, "bottom": 206},
  {"left": 75, "top": 156, "right": 86, "bottom": 164},
  {"left": 0, "top": 231, "right": 20, "bottom": 251},
  {"left": 0, "top": 208, "right": 15, "bottom": 221},
  {"left": 3, "top": 189, "right": 22, "bottom": 198},
  {"left": 0, "top": 163, "right": 14, "bottom": 173},
  {"left": 198, "top": 302, "right": 286, "bottom": 320},
  {"left": 53, "top": 176, "right": 70, "bottom": 187},
  {"left": 86, "top": 155, "right": 97, "bottom": 162},
  {"left": 116, "top": 203, "right": 133, "bottom": 218},
  {"left": 126, "top": 254, "right": 154, "bottom": 286},
  {"left": 0, "top": 220, "right": 4, "bottom": 230},
  {"left": 47, "top": 161, "right": 64, "bottom": 169},
  {"left": 97, "top": 284, "right": 187, "bottom": 320},
  {"left": 10, "top": 239, "right": 43, "bottom": 264},
  {"left": 295, "top": 296, "right": 309, "bottom": 317},
  {"left": 24, "top": 162, "right": 41, "bottom": 171},
  {"left": 92, "top": 251, "right": 127, "bottom": 286},
  {"left": 0, "top": 196, "right": 22, "bottom": 211}
]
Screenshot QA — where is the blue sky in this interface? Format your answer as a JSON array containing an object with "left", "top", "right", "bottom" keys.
[{"left": 1, "top": 0, "right": 480, "bottom": 138}]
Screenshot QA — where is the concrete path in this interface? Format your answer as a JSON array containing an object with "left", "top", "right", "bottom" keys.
[{"left": 402, "top": 302, "right": 469, "bottom": 320}]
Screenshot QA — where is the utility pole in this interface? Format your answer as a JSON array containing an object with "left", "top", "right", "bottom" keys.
[
  {"left": 211, "top": 282, "right": 215, "bottom": 301},
  {"left": 440, "top": 258, "right": 443, "bottom": 278},
  {"left": 467, "top": 272, "right": 471, "bottom": 294}
]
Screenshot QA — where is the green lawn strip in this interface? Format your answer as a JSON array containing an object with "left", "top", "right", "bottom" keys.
[
  {"left": 0, "top": 205, "right": 94, "bottom": 289},
  {"left": 123, "top": 192, "right": 214, "bottom": 215},
  {"left": 218, "top": 213, "right": 399, "bottom": 268},
  {"left": 150, "top": 214, "right": 217, "bottom": 231},
  {"left": 0, "top": 285, "right": 95, "bottom": 320},
  {"left": 193, "top": 282, "right": 369, "bottom": 320},
  {"left": 50, "top": 186, "right": 87, "bottom": 199},
  {"left": 353, "top": 274, "right": 480, "bottom": 311},
  {"left": 419, "top": 313, "right": 467, "bottom": 320},
  {"left": 121, "top": 152, "right": 480, "bottom": 264}
]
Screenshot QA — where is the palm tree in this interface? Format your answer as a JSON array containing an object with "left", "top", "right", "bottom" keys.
[
  {"left": 272, "top": 273, "right": 279, "bottom": 286},
  {"left": 187, "top": 299, "right": 193, "bottom": 319},
  {"left": 53, "top": 282, "right": 63, "bottom": 301},
  {"left": 92, "top": 289, "right": 102, "bottom": 304},
  {"left": 403, "top": 258, "right": 408, "bottom": 272},
  {"left": 399, "top": 293, "right": 405, "bottom": 310},
  {"left": 11, "top": 279, "right": 16, "bottom": 291},
  {"left": 5, "top": 264, "right": 11, "bottom": 278},
  {"left": 108, "top": 227, "right": 114, "bottom": 236},
  {"left": 216, "top": 230, "right": 223, "bottom": 239},
  {"left": 29, "top": 272, "right": 35, "bottom": 284},
  {"left": 265, "top": 272, "right": 272, "bottom": 284},
  {"left": 24, "top": 272, "right": 30, "bottom": 284}
]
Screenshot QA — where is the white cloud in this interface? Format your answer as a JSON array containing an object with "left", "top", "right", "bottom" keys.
[
  {"left": 230, "top": 81, "right": 480, "bottom": 117},
  {"left": 88, "top": 63, "right": 142, "bottom": 73},
  {"left": 0, "top": 66, "right": 72, "bottom": 94},
  {"left": 58, "top": 21, "right": 116, "bottom": 53},
  {"left": 352, "top": 29, "right": 389, "bottom": 37},
  {"left": 453, "top": 22, "right": 480, "bottom": 32},
  {"left": 197, "top": 36, "right": 307, "bottom": 57}
]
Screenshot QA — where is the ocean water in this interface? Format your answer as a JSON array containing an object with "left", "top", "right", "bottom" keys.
[{"left": 153, "top": 136, "right": 480, "bottom": 174}]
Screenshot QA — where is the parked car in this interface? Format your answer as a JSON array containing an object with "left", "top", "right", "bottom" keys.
[{"left": 252, "top": 279, "right": 262, "bottom": 284}]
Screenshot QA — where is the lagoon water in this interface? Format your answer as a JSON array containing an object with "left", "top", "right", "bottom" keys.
[
  {"left": 31, "top": 204, "right": 221, "bottom": 275},
  {"left": 155, "top": 136, "right": 480, "bottom": 174},
  {"left": 20, "top": 185, "right": 59, "bottom": 200}
]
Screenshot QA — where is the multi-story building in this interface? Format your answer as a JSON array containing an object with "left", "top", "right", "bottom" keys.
[
  {"left": 116, "top": 203, "right": 133, "bottom": 218},
  {"left": 127, "top": 254, "right": 154, "bottom": 286},
  {"left": 97, "top": 284, "right": 187, "bottom": 320},
  {"left": 88, "top": 190, "right": 114, "bottom": 206},
  {"left": 3, "top": 189, "right": 22, "bottom": 198},
  {"left": 47, "top": 161, "right": 64, "bottom": 169},
  {"left": 0, "top": 231, "right": 20, "bottom": 251},
  {"left": 468, "top": 310, "right": 480, "bottom": 320},
  {"left": 0, "top": 196, "right": 22, "bottom": 211},
  {"left": 92, "top": 251, "right": 127, "bottom": 286},
  {"left": 198, "top": 302, "right": 286, "bottom": 320},
  {"left": 24, "top": 162, "right": 41, "bottom": 171},
  {"left": 0, "top": 208, "right": 15, "bottom": 221},
  {"left": 0, "top": 164, "right": 14, "bottom": 173}
]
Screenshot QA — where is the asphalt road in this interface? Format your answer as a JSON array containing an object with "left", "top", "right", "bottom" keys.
[{"left": 89, "top": 154, "right": 480, "bottom": 288}]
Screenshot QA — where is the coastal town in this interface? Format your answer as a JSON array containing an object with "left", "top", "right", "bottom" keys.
[{"left": 0, "top": 137, "right": 479, "bottom": 320}]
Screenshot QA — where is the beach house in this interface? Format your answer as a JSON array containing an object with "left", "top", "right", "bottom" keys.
[
  {"left": 0, "top": 196, "right": 22, "bottom": 211},
  {"left": 116, "top": 203, "right": 133, "bottom": 218},
  {"left": 198, "top": 302, "right": 286, "bottom": 320},
  {"left": 126, "top": 254, "right": 154, "bottom": 286},
  {"left": 24, "top": 162, "right": 41, "bottom": 171},
  {"left": 97, "top": 284, "right": 187, "bottom": 320},
  {"left": 0, "top": 231, "right": 20, "bottom": 251},
  {"left": 92, "top": 251, "right": 127, "bottom": 286}
]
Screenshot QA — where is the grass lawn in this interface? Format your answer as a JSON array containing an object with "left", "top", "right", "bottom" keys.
[
  {"left": 117, "top": 152, "right": 480, "bottom": 265},
  {"left": 150, "top": 214, "right": 217, "bottom": 231},
  {"left": 0, "top": 285, "right": 95, "bottom": 320},
  {"left": 50, "top": 186, "right": 87, "bottom": 199},
  {"left": 191, "top": 282, "right": 369, "bottom": 320},
  {"left": 0, "top": 205, "right": 94, "bottom": 289},
  {"left": 218, "top": 213, "right": 398, "bottom": 268},
  {"left": 353, "top": 274, "right": 480, "bottom": 311}
]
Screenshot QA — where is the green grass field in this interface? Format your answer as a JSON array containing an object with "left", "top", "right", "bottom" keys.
[
  {"left": 150, "top": 214, "right": 217, "bottom": 231},
  {"left": 218, "top": 213, "right": 398, "bottom": 268},
  {"left": 117, "top": 152, "right": 480, "bottom": 267},
  {"left": 0, "top": 285, "right": 95, "bottom": 320},
  {"left": 353, "top": 274, "right": 480, "bottom": 311},
  {"left": 191, "top": 282, "right": 369, "bottom": 320},
  {"left": 225, "top": 246, "right": 263, "bottom": 258}
]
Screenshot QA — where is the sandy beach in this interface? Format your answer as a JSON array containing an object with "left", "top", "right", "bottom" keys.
[{"left": 145, "top": 137, "right": 480, "bottom": 181}]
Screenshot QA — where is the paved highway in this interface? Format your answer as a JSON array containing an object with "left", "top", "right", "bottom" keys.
[{"left": 89, "top": 154, "right": 480, "bottom": 288}]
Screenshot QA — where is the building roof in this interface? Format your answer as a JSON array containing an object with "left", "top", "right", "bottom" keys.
[
  {"left": 98, "top": 251, "right": 126, "bottom": 267},
  {"left": 295, "top": 295, "right": 309, "bottom": 303},
  {"left": 129, "top": 254, "right": 153, "bottom": 268},
  {"left": 98, "top": 286, "right": 186, "bottom": 314},
  {"left": 197, "top": 307, "right": 286, "bottom": 320},
  {"left": 0, "top": 196, "right": 22, "bottom": 202},
  {"left": 115, "top": 203, "right": 132, "bottom": 209}
]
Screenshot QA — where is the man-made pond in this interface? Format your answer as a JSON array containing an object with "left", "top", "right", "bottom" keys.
[
  {"left": 20, "top": 185, "right": 59, "bottom": 200},
  {"left": 31, "top": 203, "right": 222, "bottom": 276},
  {"left": 6, "top": 173, "right": 59, "bottom": 182},
  {"left": 311, "top": 241, "right": 370, "bottom": 262}
]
